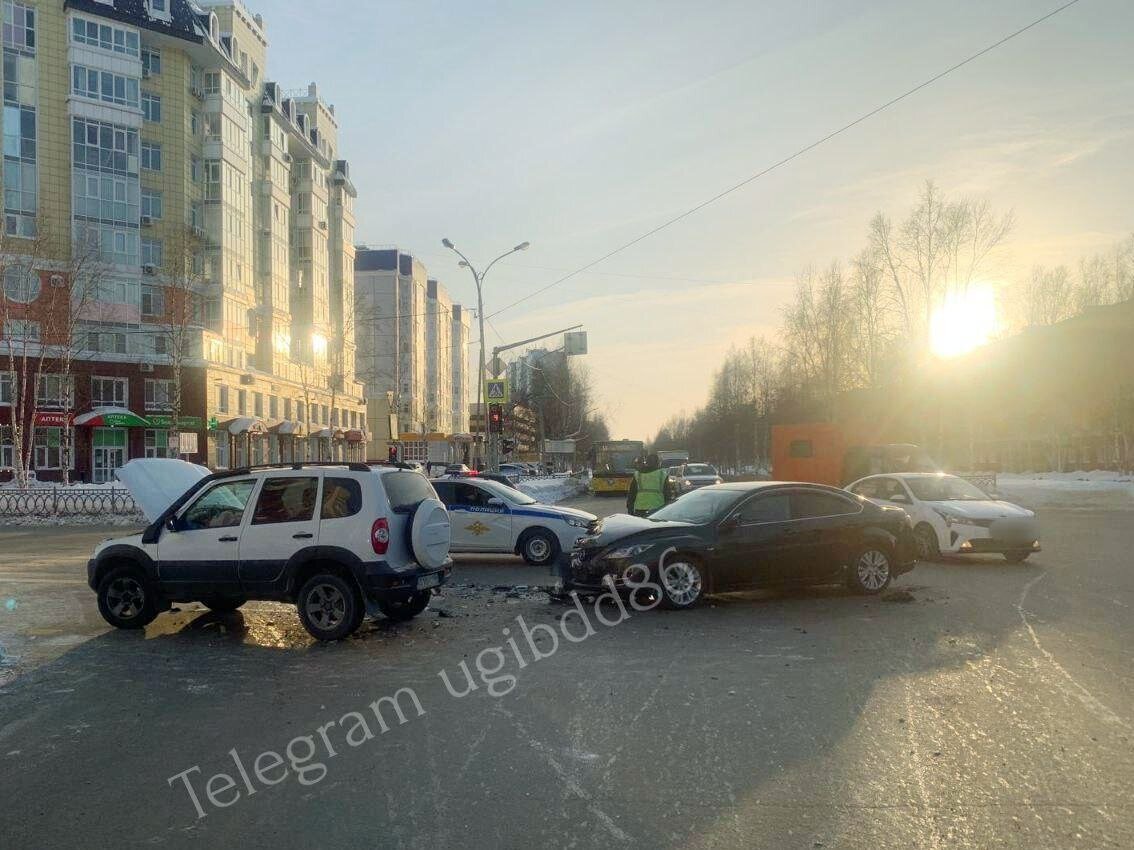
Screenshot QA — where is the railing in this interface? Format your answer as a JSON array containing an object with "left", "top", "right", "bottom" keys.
[{"left": 0, "top": 487, "right": 142, "bottom": 518}]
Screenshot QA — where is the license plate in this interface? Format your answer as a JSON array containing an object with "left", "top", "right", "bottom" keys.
[{"left": 417, "top": 573, "right": 441, "bottom": 590}]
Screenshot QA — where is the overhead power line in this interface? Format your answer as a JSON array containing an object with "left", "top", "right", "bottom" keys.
[{"left": 486, "top": 0, "right": 1083, "bottom": 321}]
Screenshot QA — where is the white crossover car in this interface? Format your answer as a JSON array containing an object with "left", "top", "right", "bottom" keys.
[
  {"left": 431, "top": 477, "right": 597, "bottom": 566},
  {"left": 846, "top": 472, "right": 1041, "bottom": 562}
]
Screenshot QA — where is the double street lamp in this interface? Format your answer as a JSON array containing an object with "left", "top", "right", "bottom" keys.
[{"left": 441, "top": 238, "right": 529, "bottom": 465}]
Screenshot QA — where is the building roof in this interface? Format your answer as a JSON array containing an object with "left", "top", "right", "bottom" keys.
[{"left": 66, "top": 0, "right": 208, "bottom": 44}]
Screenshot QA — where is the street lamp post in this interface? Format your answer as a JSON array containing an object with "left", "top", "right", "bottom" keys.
[{"left": 441, "top": 238, "right": 529, "bottom": 468}]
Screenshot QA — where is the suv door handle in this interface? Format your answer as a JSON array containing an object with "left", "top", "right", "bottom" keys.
[
  {"left": 219, "top": 536, "right": 238, "bottom": 542},
  {"left": 292, "top": 532, "right": 314, "bottom": 539}
]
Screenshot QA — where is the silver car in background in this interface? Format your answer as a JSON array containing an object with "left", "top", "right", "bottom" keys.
[{"left": 670, "top": 462, "right": 724, "bottom": 494}]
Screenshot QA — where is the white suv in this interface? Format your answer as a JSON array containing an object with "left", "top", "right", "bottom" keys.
[{"left": 88, "top": 459, "right": 451, "bottom": 641}]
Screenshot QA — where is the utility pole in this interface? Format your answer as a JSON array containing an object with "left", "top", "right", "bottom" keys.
[{"left": 441, "top": 238, "right": 529, "bottom": 467}]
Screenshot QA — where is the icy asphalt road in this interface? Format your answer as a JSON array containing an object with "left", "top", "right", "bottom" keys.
[{"left": 0, "top": 489, "right": 1131, "bottom": 849}]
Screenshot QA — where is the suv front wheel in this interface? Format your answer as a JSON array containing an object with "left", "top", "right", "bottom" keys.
[
  {"left": 297, "top": 573, "right": 364, "bottom": 641},
  {"left": 97, "top": 564, "right": 160, "bottom": 630}
]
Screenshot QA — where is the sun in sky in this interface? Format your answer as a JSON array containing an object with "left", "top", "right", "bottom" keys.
[{"left": 929, "top": 284, "right": 999, "bottom": 359}]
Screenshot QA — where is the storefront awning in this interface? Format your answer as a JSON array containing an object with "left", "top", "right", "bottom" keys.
[
  {"left": 312, "top": 428, "right": 345, "bottom": 440},
  {"left": 217, "top": 417, "right": 267, "bottom": 435},
  {"left": 73, "top": 407, "right": 150, "bottom": 428},
  {"left": 344, "top": 429, "right": 367, "bottom": 443},
  {"left": 268, "top": 420, "right": 307, "bottom": 437}
]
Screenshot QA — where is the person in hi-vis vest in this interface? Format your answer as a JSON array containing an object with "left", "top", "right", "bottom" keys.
[{"left": 626, "top": 453, "right": 668, "bottom": 516}]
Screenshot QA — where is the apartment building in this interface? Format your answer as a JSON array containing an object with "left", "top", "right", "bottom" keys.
[
  {"left": 0, "top": 0, "right": 367, "bottom": 482},
  {"left": 425, "top": 278, "right": 452, "bottom": 435},
  {"left": 450, "top": 303, "right": 470, "bottom": 434}
]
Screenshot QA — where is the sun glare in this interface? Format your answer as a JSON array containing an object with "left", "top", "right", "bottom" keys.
[{"left": 930, "top": 284, "right": 998, "bottom": 358}]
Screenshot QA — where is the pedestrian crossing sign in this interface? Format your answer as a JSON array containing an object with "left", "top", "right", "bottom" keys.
[{"left": 485, "top": 378, "right": 509, "bottom": 403}]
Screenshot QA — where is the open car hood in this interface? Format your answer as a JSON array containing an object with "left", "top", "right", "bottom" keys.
[{"left": 115, "top": 458, "right": 211, "bottom": 523}]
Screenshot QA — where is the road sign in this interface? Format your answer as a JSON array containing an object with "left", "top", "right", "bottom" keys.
[
  {"left": 564, "top": 331, "right": 588, "bottom": 355},
  {"left": 177, "top": 432, "right": 199, "bottom": 455},
  {"left": 488, "top": 355, "right": 506, "bottom": 377},
  {"left": 484, "top": 377, "right": 509, "bottom": 403}
]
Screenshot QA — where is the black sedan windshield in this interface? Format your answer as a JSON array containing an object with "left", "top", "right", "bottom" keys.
[{"left": 650, "top": 488, "right": 738, "bottom": 524}]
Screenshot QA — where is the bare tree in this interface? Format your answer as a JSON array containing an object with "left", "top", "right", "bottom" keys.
[
  {"left": 1021, "top": 265, "right": 1076, "bottom": 327},
  {"left": 153, "top": 226, "right": 207, "bottom": 457},
  {"left": 1, "top": 216, "right": 106, "bottom": 486}
]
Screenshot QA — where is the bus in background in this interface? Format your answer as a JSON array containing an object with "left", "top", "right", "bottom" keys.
[{"left": 589, "top": 439, "right": 645, "bottom": 495}]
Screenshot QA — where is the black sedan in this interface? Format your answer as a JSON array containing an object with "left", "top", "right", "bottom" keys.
[{"left": 568, "top": 482, "right": 917, "bottom": 608}]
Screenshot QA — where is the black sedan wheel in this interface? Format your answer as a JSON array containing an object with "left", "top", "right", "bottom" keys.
[
  {"left": 848, "top": 545, "right": 892, "bottom": 594},
  {"left": 658, "top": 557, "right": 705, "bottom": 609}
]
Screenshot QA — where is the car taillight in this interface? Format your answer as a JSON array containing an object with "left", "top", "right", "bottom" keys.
[{"left": 371, "top": 517, "right": 390, "bottom": 555}]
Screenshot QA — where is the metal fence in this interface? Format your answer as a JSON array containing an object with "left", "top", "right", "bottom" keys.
[{"left": 0, "top": 487, "right": 142, "bottom": 518}]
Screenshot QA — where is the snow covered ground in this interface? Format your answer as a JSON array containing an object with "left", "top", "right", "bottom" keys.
[
  {"left": 996, "top": 470, "right": 1134, "bottom": 507},
  {"left": 515, "top": 474, "right": 585, "bottom": 504}
]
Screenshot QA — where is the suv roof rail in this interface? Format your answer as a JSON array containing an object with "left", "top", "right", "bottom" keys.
[
  {"left": 364, "top": 459, "right": 421, "bottom": 471},
  {"left": 213, "top": 461, "right": 374, "bottom": 477}
]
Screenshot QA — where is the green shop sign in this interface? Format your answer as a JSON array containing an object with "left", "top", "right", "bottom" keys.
[{"left": 146, "top": 415, "right": 205, "bottom": 429}]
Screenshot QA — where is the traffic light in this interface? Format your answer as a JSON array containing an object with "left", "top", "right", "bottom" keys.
[
  {"left": 488, "top": 404, "right": 504, "bottom": 434},
  {"left": 501, "top": 438, "right": 516, "bottom": 455}
]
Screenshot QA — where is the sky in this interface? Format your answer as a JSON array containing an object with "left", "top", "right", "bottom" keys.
[{"left": 263, "top": 0, "right": 1134, "bottom": 438}]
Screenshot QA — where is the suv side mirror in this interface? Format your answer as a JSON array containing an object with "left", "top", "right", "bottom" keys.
[
  {"left": 486, "top": 497, "right": 505, "bottom": 508},
  {"left": 165, "top": 517, "right": 179, "bottom": 533}
]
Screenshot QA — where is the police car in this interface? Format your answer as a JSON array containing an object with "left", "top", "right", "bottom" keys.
[{"left": 431, "top": 476, "right": 598, "bottom": 565}]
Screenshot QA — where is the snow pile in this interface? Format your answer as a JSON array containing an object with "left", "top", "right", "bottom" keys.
[
  {"left": 996, "top": 471, "right": 1134, "bottom": 507},
  {"left": 516, "top": 474, "right": 585, "bottom": 504}
]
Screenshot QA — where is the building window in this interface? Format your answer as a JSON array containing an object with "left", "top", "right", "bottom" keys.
[
  {"left": 253, "top": 391, "right": 263, "bottom": 417},
  {"left": 0, "top": 371, "right": 11, "bottom": 404},
  {"left": 237, "top": 388, "right": 247, "bottom": 415},
  {"left": 141, "top": 48, "right": 160, "bottom": 76},
  {"left": 268, "top": 394, "right": 278, "bottom": 419},
  {"left": 141, "top": 141, "right": 161, "bottom": 171},
  {"left": 141, "top": 92, "right": 161, "bottom": 122},
  {"left": 91, "top": 376, "right": 127, "bottom": 406},
  {"left": 144, "top": 428, "right": 173, "bottom": 458},
  {"left": 189, "top": 110, "right": 199, "bottom": 136},
  {"left": 70, "top": 16, "right": 138, "bottom": 57},
  {"left": 217, "top": 385, "right": 229, "bottom": 413},
  {"left": 33, "top": 426, "right": 63, "bottom": 469},
  {"left": 37, "top": 374, "right": 72, "bottom": 408},
  {"left": 296, "top": 400, "right": 305, "bottom": 422},
  {"left": 71, "top": 65, "right": 140, "bottom": 109},
  {"left": 154, "top": 334, "right": 167, "bottom": 355},
  {"left": 141, "top": 283, "right": 163, "bottom": 317},
  {"left": 283, "top": 398, "right": 292, "bottom": 420},
  {"left": 141, "top": 238, "right": 162, "bottom": 267},
  {"left": 203, "top": 70, "right": 220, "bottom": 95},
  {"left": 144, "top": 378, "right": 172, "bottom": 411},
  {"left": 87, "top": 331, "right": 127, "bottom": 354},
  {"left": 5, "top": 2, "right": 36, "bottom": 52},
  {"left": 4, "top": 318, "right": 38, "bottom": 341},
  {"left": 141, "top": 189, "right": 162, "bottom": 220},
  {"left": 148, "top": 0, "right": 169, "bottom": 18},
  {"left": 2, "top": 265, "right": 37, "bottom": 302}
]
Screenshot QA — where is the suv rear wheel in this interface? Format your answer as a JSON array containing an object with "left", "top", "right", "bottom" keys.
[
  {"left": 297, "top": 573, "right": 364, "bottom": 641},
  {"left": 97, "top": 564, "right": 160, "bottom": 630}
]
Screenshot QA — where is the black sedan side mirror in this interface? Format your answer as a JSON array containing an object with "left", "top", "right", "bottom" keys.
[{"left": 719, "top": 514, "right": 741, "bottom": 533}]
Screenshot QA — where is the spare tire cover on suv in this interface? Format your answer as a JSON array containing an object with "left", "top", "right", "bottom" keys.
[{"left": 410, "top": 498, "right": 450, "bottom": 569}]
